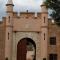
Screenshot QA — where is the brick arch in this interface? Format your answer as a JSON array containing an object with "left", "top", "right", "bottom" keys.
[{"left": 17, "top": 38, "right": 36, "bottom": 60}]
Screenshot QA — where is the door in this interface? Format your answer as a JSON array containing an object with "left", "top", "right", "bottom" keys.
[{"left": 17, "top": 39, "right": 27, "bottom": 60}]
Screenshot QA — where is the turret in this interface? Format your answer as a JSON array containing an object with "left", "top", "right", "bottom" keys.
[
  {"left": 40, "top": 2, "right": 48, "bottom": 60},
  {"left": 41, "top": 2, "right": 48, "bottom": 13},
  {"left": 6, "top": 0, "right": 14, "bottom": 16},
  {"left": 41, "top": 2, "right": 48, "bottom": 26},
  {"left": 5, "top": 0, "right": 14, "bottom": 60}
]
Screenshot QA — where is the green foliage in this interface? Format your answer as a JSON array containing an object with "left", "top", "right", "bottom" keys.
[{"left": 45, "top": 0, "right": 60, "bottom": 26}]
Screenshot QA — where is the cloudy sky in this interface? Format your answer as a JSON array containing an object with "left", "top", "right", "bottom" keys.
[{"left": 0, "top": 0, "right": 44, "bottom": 19}]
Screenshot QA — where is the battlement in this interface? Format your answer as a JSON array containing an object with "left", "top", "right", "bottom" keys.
[
  {"left": 13, "top": 12, "right": 18, "bottom": 17},
  {"left": 13, "top": 11, "right": 41, "bottom": 19}
]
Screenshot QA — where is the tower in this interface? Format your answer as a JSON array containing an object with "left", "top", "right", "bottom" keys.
[
  {"left": 40, "top": 2, "right": 48, "bottom": 60},
  {"left": 5, "top": 0, "right": 14, "bottom": 60},
  {"left": 6, "top": 0, "right": 14, "bottom": 16}
]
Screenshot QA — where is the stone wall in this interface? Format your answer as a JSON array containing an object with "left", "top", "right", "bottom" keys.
[
  {"left": 48, "top": 20, "right": 60, "bottom": 60},
  {"left": 12, "top": 32, "right": 41, "bottom": 60},
  {"left": 0, "top": 21, "right": 5, "bottom": 60}
]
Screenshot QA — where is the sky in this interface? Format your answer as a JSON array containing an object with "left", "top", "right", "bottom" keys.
[{"left": 0, "top": 0, "right": 44, "bottom": 19}]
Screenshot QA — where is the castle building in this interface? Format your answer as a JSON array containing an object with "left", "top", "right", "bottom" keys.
[{"left": 0, "top": 0, "right": 60, "bottom": 60}]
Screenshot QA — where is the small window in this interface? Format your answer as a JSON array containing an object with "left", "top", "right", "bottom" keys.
[
  {"left": 49, "top": 54, "right": 57, "bottom": 60},
  {"left": 43, "top": 58, "right": 46, "bottom": 60},
  {"left": 44, "top": 17, "right": 45, "bottom": 23},
  {"left": 9, "top": 16, "right": 10, "bottom": 23},
  {"left": 44, "top": 33, "right": 45, "bottom": 40},
  {"left": 50, "top": 37, "right": 56, "bottom": 45},
  {"left": 5, "top": 57, "right": 8, "bottom": 60},
  {"left": 8, "top": 33, "right": 9, "bottom": 40}
]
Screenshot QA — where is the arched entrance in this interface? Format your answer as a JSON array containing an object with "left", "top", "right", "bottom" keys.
[{"left": 17, "top": 38, "right": 36, "bottom": 60}]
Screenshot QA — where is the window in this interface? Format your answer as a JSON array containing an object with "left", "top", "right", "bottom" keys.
[
  {"left": 44, "top": 17, "right": 45, "bottom": 23},
  {"left": 5, "top": 57, "right": 8, "bottom": 60},
  {"left": 8, "top": 32, "right": 9, "bottom": 40},
  {"left": 49, "top": 54, "right": 57, "bottom": 60},
  {"left": 43, "top": 58, "right": 46, "bottom": 60},
  {"left": 9, "top": 16, "right": 10, "bottom": 23},
  {"left": 50, "top": 37, "right": 56, "bottom": 45},
  {"left": 44, "top": 33, "right": 45, "bottom": 40}
]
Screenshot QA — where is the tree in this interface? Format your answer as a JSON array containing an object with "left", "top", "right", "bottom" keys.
[{"left": 45, "top": 0, "right": 60, "bottom": 26}]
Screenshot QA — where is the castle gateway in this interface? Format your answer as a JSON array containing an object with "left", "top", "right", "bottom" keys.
[{"left": 0, "top": 0, "right": 60, "bottom": 60}]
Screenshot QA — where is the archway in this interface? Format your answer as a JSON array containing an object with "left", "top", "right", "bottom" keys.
[{"left": 17, "top": 38, "right": 36, "bottom": 60}]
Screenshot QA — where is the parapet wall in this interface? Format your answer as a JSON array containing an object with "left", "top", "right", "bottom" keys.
[{"left": 13, "top": 12, "right": 41, "bottom": 19}]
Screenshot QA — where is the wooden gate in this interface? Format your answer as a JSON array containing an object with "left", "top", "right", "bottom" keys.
[{"left": 17, "top": 39, "right": 27, "bottom": 60}]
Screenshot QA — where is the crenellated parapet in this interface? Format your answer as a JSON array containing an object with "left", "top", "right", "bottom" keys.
[
  {"left": 13, "top": 12, "right": 18, "bottom": 17},
  {"left": 12, "top": 11, "right": 41, "bottom": 19}
]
